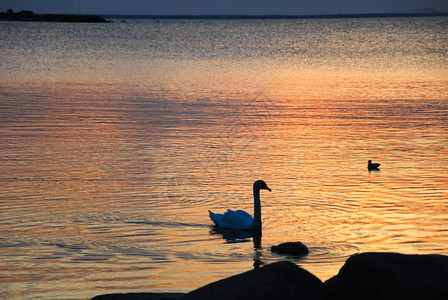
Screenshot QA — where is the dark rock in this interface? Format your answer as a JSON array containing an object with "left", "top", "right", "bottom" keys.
[
  {"left": 271, "top": 242, "right": 309, "bottom": 256},
  {"left": 185, "top": 261, "right": 323, "bottom": 300},
  {"left": 91, "top": 252, "right": 448, "bottom": 300},
  {"left": 321, "top": 252, "right": 448, "bottom": 300},
  {"left": 91, "top": 292, "right": 185, "bottom": 300}
]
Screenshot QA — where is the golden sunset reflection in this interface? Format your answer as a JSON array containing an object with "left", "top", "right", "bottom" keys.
[{"left": 1, "top": 16, "right": 447, "bottom": 299}]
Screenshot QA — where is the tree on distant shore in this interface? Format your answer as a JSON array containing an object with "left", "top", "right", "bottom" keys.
[{"left": 4, "top": 9, "right": 34, "bottom": 16}]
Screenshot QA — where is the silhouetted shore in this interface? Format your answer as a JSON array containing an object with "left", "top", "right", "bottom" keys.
[
  {"left": 2, "top": 10, "right": 446, "bottom": 23},
  {"left": 0, "top": 9, "right": 108, "bottom": 23},
  {"left": 92, "top": 252, "right": 448, "bottom": 300}
]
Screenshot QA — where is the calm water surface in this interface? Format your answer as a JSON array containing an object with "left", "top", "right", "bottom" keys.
[{"left": 1, "top": 17, "right": 448, "bottom": 299}]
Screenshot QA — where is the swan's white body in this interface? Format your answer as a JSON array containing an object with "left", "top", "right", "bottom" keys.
[{"left": 209, "top": 180, "right": 271, "bottom": 230}]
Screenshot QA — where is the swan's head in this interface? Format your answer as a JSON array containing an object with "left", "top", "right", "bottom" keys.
[
  {"left": 254, "top": 180, "right": 271, "bottom": 192},
  {"left": 368, "top": 160, "right": 372, "bottom": 164}
]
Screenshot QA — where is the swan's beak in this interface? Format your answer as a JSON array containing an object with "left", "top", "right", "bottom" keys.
[{"left": 266, "top": 187, "right": 271, "bottom": 192}]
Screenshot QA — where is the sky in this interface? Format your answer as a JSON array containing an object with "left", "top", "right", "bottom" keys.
[{"left": 1, "top": 0, "right": 447, "bottom": 15}]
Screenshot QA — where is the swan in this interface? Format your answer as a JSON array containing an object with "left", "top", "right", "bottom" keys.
[
  {"left": 368, "top": 160, "right": 381, "bottom": 170},
  {"left": 209, "top": 180, "right": 271, "bottom": 230}
]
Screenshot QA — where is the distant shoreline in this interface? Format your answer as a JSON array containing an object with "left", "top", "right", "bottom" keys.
[
  {"left": 101, "top": 12, "right": 448, "bottom": 20},
  {"left": 0, "top": 10, "right": 109, "bottom": 23},
  {"left": 1, "top": 10, "right": 446, "bottom": 22}
]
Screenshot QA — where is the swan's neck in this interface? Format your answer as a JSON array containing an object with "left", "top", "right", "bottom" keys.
[{"left": 252, "top": 188, "right": 262, "bottom": 229}]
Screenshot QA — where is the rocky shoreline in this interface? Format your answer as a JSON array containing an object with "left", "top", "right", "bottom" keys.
[
  {"left": 92, "top": 252, "right": 448, "bottom": 300},
  {"left": 0, "top": 9, "right": 108, "bottom": 23}
]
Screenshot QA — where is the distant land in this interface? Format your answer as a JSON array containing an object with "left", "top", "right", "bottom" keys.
[
  {"left": 1, "top": 9, "right": 447, "bottom": 23},
  {"left": 101, "top": 12, "right": 448, "bottom": 19},
  {"left": 0, "top": 9, "right": 108, "bottom": 22}
]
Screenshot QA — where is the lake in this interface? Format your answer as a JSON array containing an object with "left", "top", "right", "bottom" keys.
[{"left": 0, "top": 16, "right": 447, "bottom": 299}]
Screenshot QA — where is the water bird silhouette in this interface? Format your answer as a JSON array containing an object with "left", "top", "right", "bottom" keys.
[
  {"left": 209, "top": 180, "right": 271, "bottom": 230},
  {"left": 368, "top": 160, "right": 381, "bottom": 171}
]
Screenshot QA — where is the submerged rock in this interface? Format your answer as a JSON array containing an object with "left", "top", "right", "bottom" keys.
[
  {"left": 321, "top": 252, "right": 448, "bottom": 300},
  {"left": 185, "top": 261, "right": 323, "bottom": 300},
  {"left": 271, "top": 241, "right": 309, "bottom": 256}
]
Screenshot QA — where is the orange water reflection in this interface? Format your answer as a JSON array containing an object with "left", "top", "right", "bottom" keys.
[
  {"left": 1, "top": 18, "right": 448, "bottom": 299},
  {"left": 2, "top": 64, "right": 448, "bottom": 296}
]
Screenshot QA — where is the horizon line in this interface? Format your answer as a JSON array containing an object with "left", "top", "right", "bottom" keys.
[{"left": 99, "top": 12, "right": 448, "bottom": 19}]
